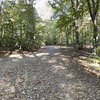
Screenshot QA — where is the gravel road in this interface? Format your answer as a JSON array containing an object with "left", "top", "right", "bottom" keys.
[{"left": 0, "top": 46, "right": 100, "bottom": 100}]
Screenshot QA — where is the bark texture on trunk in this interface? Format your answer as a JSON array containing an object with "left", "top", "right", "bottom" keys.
[
  {"left": 86, "top": 0, "right": 99, "bottom": 48},
  {"left": 71, "top": 0, "right": 81, "bottom": 49}
]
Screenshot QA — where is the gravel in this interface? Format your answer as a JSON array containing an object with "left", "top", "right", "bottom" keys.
[{"left": 0, "top": 46, "right": 100, "bottom": 100}]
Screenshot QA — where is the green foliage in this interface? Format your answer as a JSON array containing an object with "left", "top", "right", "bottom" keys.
[
  {"left": 86, "top": 56, "right": 100, "bottom": 64},
  {"left": 88, "top": 66, "right": 95, "bottom": 70},
  {"left": 86, "top": 56, "right": 100, "bottom": 72},
  {"left": 0, "top": 0, "right": 100, "bottom": 50},
  {"left": 44, "top": 19, "right": 62, "bottom": 45},
  {"left": 48, "top": 0, "right": 100, "bottom": 48},
  {"left": 0, "top": 0, "right": 43, "bottom": 50},
  {"left": 95, "top": 46, "right": 100, "bottom": 55}
]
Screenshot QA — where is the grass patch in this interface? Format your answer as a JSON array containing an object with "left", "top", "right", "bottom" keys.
[
  {"left": 97, "top": 67, "right": 100, "bottom": 70},
  {"left": 86, "top": 56, "right": 100, "bottom": 64},
  {"left": 86, "top": 55, "right": 100, "bottom": 72}
]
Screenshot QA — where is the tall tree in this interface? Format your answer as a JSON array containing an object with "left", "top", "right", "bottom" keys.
[
  {"left": 70, "top": 0, "right": 85, "bottom": 49},
  {"left": 86, "top": 0, "right": 99, "bottom": 48},
  {"left": 71, "top": 0, "right": 80, "bottom": 48},
  {"left": 49, "top": 0, "right": 85, "bottom": 48}
]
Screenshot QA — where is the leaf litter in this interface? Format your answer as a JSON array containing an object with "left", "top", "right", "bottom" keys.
[{"left": 0, "top": 46, "right": 100, "bottom": 100}]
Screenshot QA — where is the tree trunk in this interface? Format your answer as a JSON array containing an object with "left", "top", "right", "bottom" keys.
[
  {"left": 93, "top": 18, "right": 98, "bottom": 48},
  {"left": 71, "top": 0, "right": 80, "bottom": 49},
  {"left": 0, "top": 5, "right": 1, "bottom": 25},
  {"left": 0, "top": 6, "right": 1, "bottom": 46},
  {"left": 64, "top": 27, "right": 68, "bottom": 45},
  {"left": 75, "top": 19, "right": 81, "bottom": 50},
  {"left": 86, "top": 0, "right": 99, "bottom": 49},
  {"left": 19, "top": 13, "right": 22, "bottom": 50},
  {"left": 73, "top": 21, "right": 75, "bottom": 43},
  {"left": 75, "top": 19, "right": 79, "bottom": 45}
]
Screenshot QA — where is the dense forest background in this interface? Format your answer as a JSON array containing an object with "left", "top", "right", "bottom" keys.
[{"left": 0, "top": 0, "right": 100, "bottom": 54}]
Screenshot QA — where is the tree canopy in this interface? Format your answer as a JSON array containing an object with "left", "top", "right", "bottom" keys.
[{"left": 0, "top": 0, "right": 100, "bottom": 53}]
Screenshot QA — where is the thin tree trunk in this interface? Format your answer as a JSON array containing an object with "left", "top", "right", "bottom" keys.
[
  {"left": 71, "top": 0, "right": 80, "bottom": 49},
  {"left": 66, "top": 31, "right": 68, "bottom": 45},
  {"left": 0, "top": 5, "right": 1, "bottom": 25},
  {"left": 73, "top": 21, "right": 75, "bottom": 43},
  {"left": 19, "top": 13, "right": 22, "bottom": 50},
  {"left": 64, "top": 27, "right": 68, "bottom": 45},
  {"left": 75, "top": 19, "right": 79, "bottom": 46},
  {"left": 80, "top": 13, "right": 83, "bottom": 49},
  {"left": 93, "top": 18, "right": 98, "bottom": 48},
  {"left": 0, "top": 4, "right": 1, "bottom": 46}
]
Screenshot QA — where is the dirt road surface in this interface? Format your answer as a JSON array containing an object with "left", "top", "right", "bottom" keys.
[{"left": 0, "top": 46, "right": 100, "bottom": 100}]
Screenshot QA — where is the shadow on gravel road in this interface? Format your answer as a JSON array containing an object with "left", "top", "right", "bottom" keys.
[{"left": 0, "top": 46, "right": 100, "bottom": 100}]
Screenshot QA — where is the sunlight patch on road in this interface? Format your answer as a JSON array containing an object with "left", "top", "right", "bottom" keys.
[
  {"left": 66, "top": 74, "right": 74, "bottom": 79},
  {"left": 12, "top": 59, "right": 19, "bottom": 62},
  {"left": 23, "top": 54, "right": 35, "bottom": 58},
  {"left": 54, "top": 65, "right": 66, "bottom": 70},
  {"left": 9, "top": 54, "right": 23, "bottom": 59},
  {"left": 48, "top": 59, "right": 56, "bottom": 63},
  {"left": 54, "top": 53, "right": 61, "bottom": 56},
  {"left": 36, "top": 53, "right": 49, "bottom": 56}
]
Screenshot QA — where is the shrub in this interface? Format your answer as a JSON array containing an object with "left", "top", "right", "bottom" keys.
[{"left": 96, "top": 46, "right": 100, "bottom": 55}]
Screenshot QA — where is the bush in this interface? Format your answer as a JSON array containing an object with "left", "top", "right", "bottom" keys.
[{"left": 95, "top": 46, "right": 100, "bottom": 55}]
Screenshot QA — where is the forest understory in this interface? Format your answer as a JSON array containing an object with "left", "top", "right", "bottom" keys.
[{"left": 0, "top": 45, "right": 100, "bottom": 100}]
